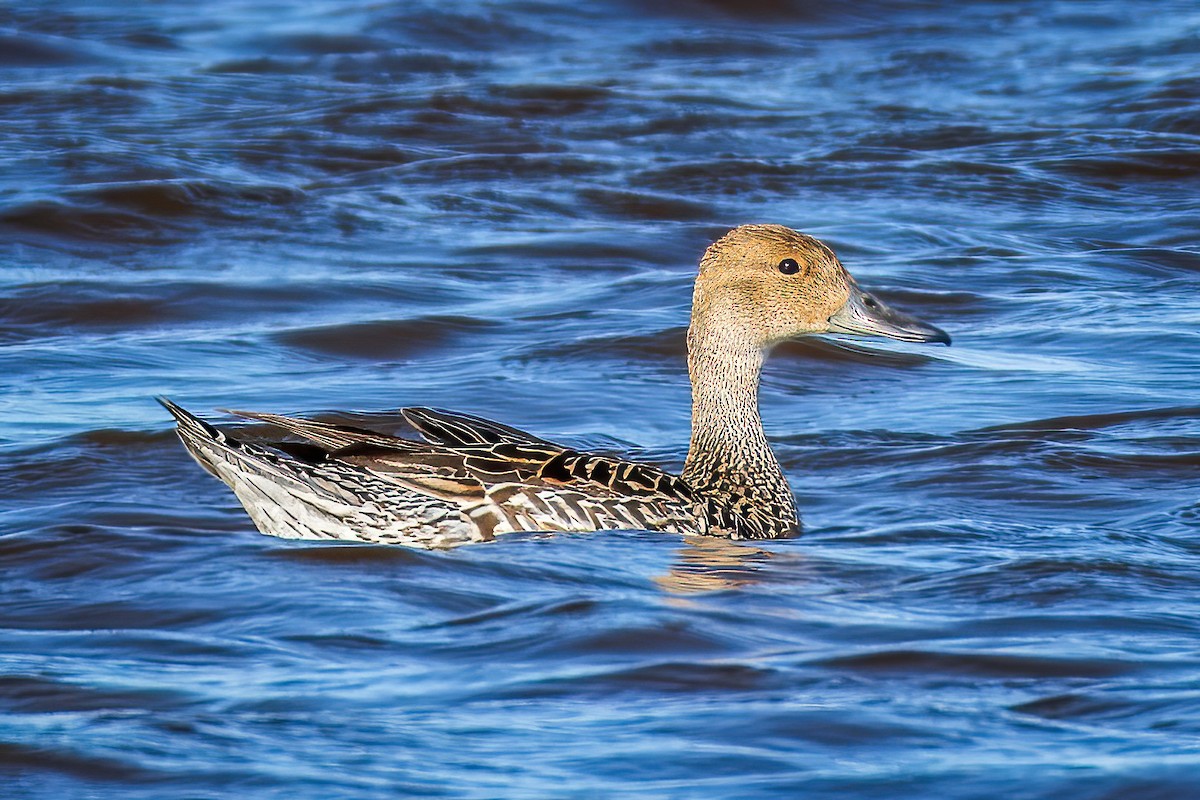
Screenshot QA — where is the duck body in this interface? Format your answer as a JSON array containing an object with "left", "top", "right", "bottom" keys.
[
  {"left": 165, "top": 225, "right": 949, "bottom": 548},
  {"left": 162, "top": 400, "right": 725, "bottom": 547}
]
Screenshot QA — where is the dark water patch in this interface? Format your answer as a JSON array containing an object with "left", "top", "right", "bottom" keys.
[
  {"left": 811, "top": 649, "right": 1135, "bottom": 679},
  {"left": 1045, "top": 449, "right": 1200, "bottom": 479},
  {"left": 0, "top": 742, "right": 161, "bottom": 784},
  {"left": 1035, "top": 149, "right": 1200, "bottom": 185},
  {"left": 1013, "top": 690, "right": 1200, "bottom": 733},
  {"left": 3, "top": 600, "right": 219, "bottom": 632},
  {"left": 85, "top": 181, "right": 305, "bottom": 219},
  {"left": 0, "top": 292, "right": 170, "bottom": 336},
  {"left": 0, "top": 180, "right": 306, "bottom": 245},
  {"left": 773, "top": 337, "right": 944, "bottom": 368},
  {"left": 630, "top": 33, "right": 796, "bottom": 59},
  {"left": 374, "top": 109, "right": 554, "bottom": 157},
  {"left": 301, "top": 141, "right": 425, "bottom": 175},
  {"left": 521, "top": 326, "right": 686, "bottom": 366},
  {"left": 578, "top": 187, "right": 714, "bottom": 221},
  {"left": 972, "top": 406, "right": 1200, "bottom": 436},
  {"left": 75, "top": 427, "right": 192, "bottom": 448},
  {"left": 0, "top": 280, "right": 437, "bottom": 343},
  {"left": 0, "top": 30, "right": 106, "bottom": 67},
  {"left": 272, "top": 315, "right": 500, "bottom": 361},
  {"left": 632, "top": 159, "right": 810, "bottom": 197},
  {"left": 497, "top": 661, "right": 781, "bottom": 699},
  {"left": 0, "top": 199, "right": 187, "bottom": 245},
  {"left": 625, "top": 0, "right": 899, "bottom": 23},
  {"left": 204, "top": 56, "right": 320, "bottom": 76},
  {"left": 700, "top": 707, "right": 948, "bottom": 748},
  {"left": 490, "top": 83, "right": 616, "bottom": 115},
  {"left": 262, "top": 542, "right": 432, "bottom": 565},
  {"left": 823, "top": 145, "right": 915, "bottom": 163},
  {"left": 92, "top": 67, "right": 165, "bottom": 99},
  {"left": 871, "top": 123, "right": 1035, "bottom": 152},
  {"left": 554, "top": 621, "right": 732, "bottom": 658},
  {"left": 255, "top": 32, "right": 389, "bottom": 57},
  {"left": 0, "top": 675, "right": 196, "bottom": 714}
]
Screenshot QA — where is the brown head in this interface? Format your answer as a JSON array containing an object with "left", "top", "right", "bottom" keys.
[{"left": 692, "top": 224, "right": 950, "bottom": 349}]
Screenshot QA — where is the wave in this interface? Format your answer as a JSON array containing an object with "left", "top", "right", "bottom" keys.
[{"left": 0, "top": 180, "right": 304, "bottom": 244}]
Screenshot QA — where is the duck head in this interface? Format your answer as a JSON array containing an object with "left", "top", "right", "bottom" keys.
[{"left": 692, "top": 224, "right": 950, "bottom": 349}]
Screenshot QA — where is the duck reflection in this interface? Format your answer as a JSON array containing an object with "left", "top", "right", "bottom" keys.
[{"left": 654, "top": 535, "right": 773, "bottom": 594}]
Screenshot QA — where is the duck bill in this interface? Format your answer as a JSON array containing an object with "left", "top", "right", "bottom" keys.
[{"left": 827, "top": 285, "right": 951, "bottom": 345}]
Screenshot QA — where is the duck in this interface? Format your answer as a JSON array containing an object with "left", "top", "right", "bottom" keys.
[{"left": 161, "top": 224, "right": 949, "bottom": 548}]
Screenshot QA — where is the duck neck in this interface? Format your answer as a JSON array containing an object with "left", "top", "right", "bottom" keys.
[{"left": 682, "top": 312, "right": 796, "bottom": 532}]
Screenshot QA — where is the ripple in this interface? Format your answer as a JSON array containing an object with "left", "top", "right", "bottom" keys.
[
  {"left": 972, "top": 406, "right": 1200, "bottom": 435},
  {"left": 271, "top": 315, "right": 501, "bottom": 360},
  {"left": 0, "top": 675, "right": 196, "bottom": 714},
  {"left": 577, "top": 187, "right": 713, "bottom": 221},
  {"left": 495, "top": 661, "right": 782, "bottom": 698},
  {"left": 810, "top": 649, "right": 1136, "bottom": 679},
  {"left": 0, "top": 180, "right": 305, "bottom": 243},
  {"left": 1036, "top": 149, "right": 1200, "bottom": 184},
  {"left": 1013, "top": 689, "right": 1200, "bottom": 733},
  {"left": 0, "top": 742, "right": 159, "bottom": 783},
  {"left": 0, "top": 31, "right": 106, "bottom": 67}
]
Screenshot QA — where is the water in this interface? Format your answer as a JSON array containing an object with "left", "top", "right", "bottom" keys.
[{"left": 3, "top": 0, "right": 1200, "bottom": 796}]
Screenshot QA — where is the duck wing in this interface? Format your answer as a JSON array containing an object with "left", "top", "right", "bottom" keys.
[
  {"left": 224, "top": 408, "right": 703, "bottom": 538},
  {"left": 336, "top": 437, "right": 701, "bottom": 537},
  {"left": 226, "top": 406, "right": 552, "bottom": 450}
]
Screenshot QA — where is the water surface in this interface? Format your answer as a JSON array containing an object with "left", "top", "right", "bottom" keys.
[{"left": 3, "top": 1, "right": 1200, "bottom": 797}]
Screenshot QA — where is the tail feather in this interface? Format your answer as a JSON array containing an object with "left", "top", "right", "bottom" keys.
[
  {"left": 158, "top": 396, "right": 228, "bottom": 443},
  {"left": 160, "top": 397, "right": 354, "bottom": 538},
  {"left": 157, "top": 396, "right": 233, "bottom": 478},
  {"left": 159, "top": 398, "right": 487, "bottom": 547}
]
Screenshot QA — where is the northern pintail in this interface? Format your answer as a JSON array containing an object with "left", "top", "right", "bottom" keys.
[{"left": 162, "top": 224, "right": 949, "bottom": 547}]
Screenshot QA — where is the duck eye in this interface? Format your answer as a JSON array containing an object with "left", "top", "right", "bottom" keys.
[{"left": 778, "top": 258, "right": 800, "bottom": 275}]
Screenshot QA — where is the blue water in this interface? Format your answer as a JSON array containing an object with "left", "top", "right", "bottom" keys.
[{"left": 3, "top": 1, "right": 1200, "bottom": 797}]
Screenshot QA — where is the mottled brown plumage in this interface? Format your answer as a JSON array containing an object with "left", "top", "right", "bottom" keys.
[{"left": 163, "top": 224, "right": 949, "bottom": 547}]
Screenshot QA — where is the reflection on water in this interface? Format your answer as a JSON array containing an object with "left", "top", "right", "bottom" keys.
[{"left": 656, "top": 535, "right": 774, "bottom": 595}]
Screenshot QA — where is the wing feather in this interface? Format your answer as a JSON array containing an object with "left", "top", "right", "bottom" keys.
[{"left": 224, "top": 406, "right": 701, "bottom": 535}]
